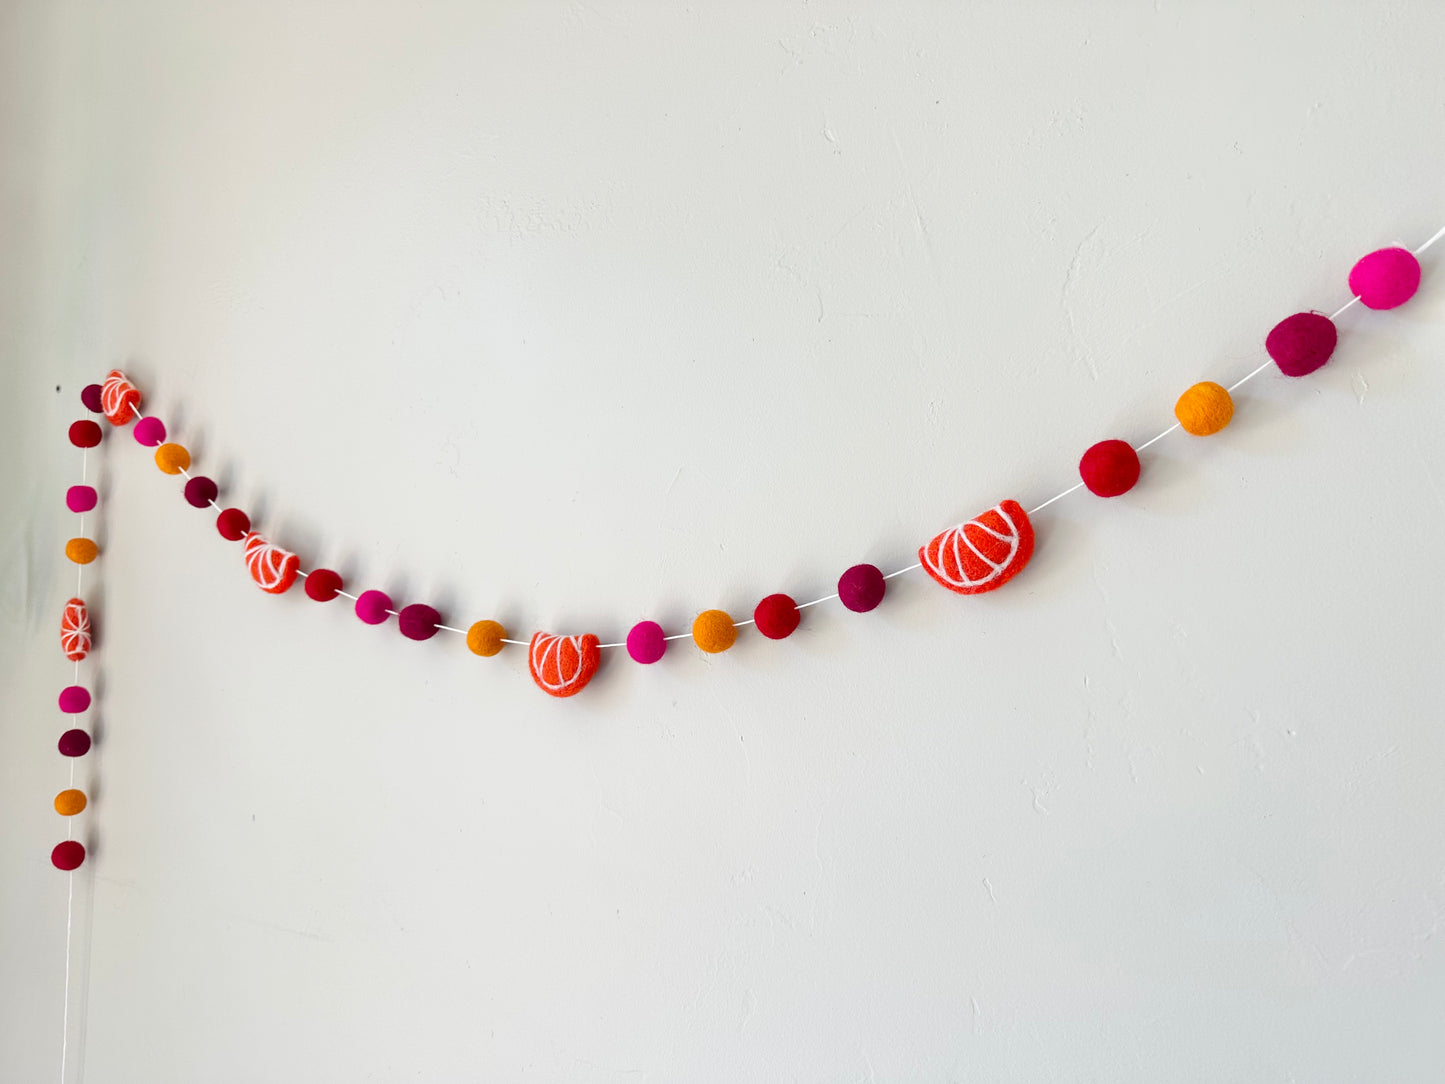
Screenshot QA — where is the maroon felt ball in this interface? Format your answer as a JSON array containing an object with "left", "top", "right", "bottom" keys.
[
  {"left": 80, "top": 384, "right": 104, "bottom": 413},
  {"left": 58, "top": 686, "right": 91, "bottom": 714},
  {"left": 1266, "top": 312, "right": 1337, "bottom": 377},
  {"left": 355, "top": 590, "right": 393, "bottom": 625},
  {"left": 626, "top": 620, "right": 667, "bottom": 664},
  {"left": 1349, "top": 246, "right": 1421, "bottom": 310},
  {"left": 754, "top": 593, "right": 801, "bottom": 639},
  {"left": 66, "top": 485, "right": 98, "bottom": 513},
  {"left": 304, "top": 568, "right": 343, "bottom": 602},
  {"left": 838, "top": 563, "right": 886, "bottom": 613},
  {"left": 69, "top": 420, "right": 102, "bottom": 449},
  {"left": 132, "top": 416, "right": 166, "bottom": 447},
  {"left": 183, "top": 476, "right": 219, "bottom": 508},
  {"left": 398, "top": 603, "right": 441, "bottom": 640},
  {"left": 215, "top": 507, "right": 250, "bottom": 541},
  {"left": 51, "top": 841, "right": 85, "bottom": 871},
  {"left": 58, "top": 729, "right": 92, "bottom": 757},
  {"left": 1079, "top": 439, "right": 1140, "bottom": 497}
]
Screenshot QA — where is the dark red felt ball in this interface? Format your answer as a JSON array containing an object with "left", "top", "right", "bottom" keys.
[
  {"left": 68, "top": 420, "right": 102, "bottom": 449},
  {"left": 304, "top": 568, "right": 343, "bottom": 602},
  {"left": 1079, "top": 439, "right": 1140, "bottom": 497},
  {"left": 215, "top": 507, "right": 251, "bottom": 541},
  {"left": 398, "top": 603, "right": 441, "bottom": 641},
  {"left": 58, "top": 729, "right": 91, "bottom": 757},
  {"left": 838, "top": 563, "right": 886, "bottom": 613},
  {"left": 184, "top": 475, "right": 218, "bottom": 508},
  {"left": 754, "top": 593, "right": 801, "bottom": 639},
  {"left": 51, "top": 840, "right": 85, "bottom": 871},
  {"left": 80, "top": 384, "right": 104, "bottom": 413},
  {"left": 1266, "top": 312, "right": 1337, "bottom": 377}
]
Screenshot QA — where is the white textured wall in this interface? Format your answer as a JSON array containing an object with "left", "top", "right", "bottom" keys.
[{"left": 4, "top": 3, "right": 1445, "bottom": 1081}]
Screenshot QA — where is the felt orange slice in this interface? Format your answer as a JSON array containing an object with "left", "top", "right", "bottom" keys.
[
  {"left": 529, "top": 632, "right": 601, "bottom": 698},
  {"left": 243, "top": 532, "right": 300, "bottom": 595},
  {"left": 61, "top": 597, "right": 91, "bottom": 661},
  {"left": 920, "top": 498, "right": 1035, "bottom": 595}
]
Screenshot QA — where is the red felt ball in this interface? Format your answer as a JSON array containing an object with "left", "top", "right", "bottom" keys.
[
  {"left": 68, "top": 420, "right": 102, "bottom": 449},
  {"left": 80, "top": 384, "right": 104, "bottom": 413},
  {"left": 51, "top": 841, "right": 86, "bottom": 871},
  {"left": 215, "top": 507, "right": 251, "bottom": 541},
  {"left": 1266, "top": 312, "right": 1337, "bottom": 377},
  {"left": 304, "top": 568, "right": 343, "bottom": 602},
  {"left": 754, "top": 593, "right": 801, "bottom": 639},
  {"left": 1079, "top": 439, "right": 1140, "bottom": 497},
  {"left": 398, "top": 604, "right": 441, "bottom": 641},
  {"left": 838, "top": 563, "right": 886, "bottom": 613},
  {"left": 184, "top": 476, "right": 218, "bottom": 508},
  {"left": 58, "top": 729, "right": 91, "bottom": 757}
]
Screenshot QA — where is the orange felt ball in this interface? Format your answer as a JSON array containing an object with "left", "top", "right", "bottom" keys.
[
  {"left": 1174, "top": 381, "right": 1234, "bottom": 436},
  {"left": 692, "top": 609, "right": 737, "bottom": 653},
  {"left": 54, "top": 789, "right": 87, "bottom": 816},
  {"left": 466, "top": 620, "right": 506, "bottom": 657},
  {"left": 154, "top": 442, "right": 191, "bottom": 474},
  {"left": 65, "top": 538, "right": 98, "bottom": 564}
]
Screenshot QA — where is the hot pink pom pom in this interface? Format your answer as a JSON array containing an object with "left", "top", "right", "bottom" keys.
[
  {"left": 626, "top": 620, "right": 667, "bottom": 664},
  {"left": 132, "top": 416, "right": 166, "bottom": 446},
  {"left": 398, "top": 604, "right": 441, "bottom": 640},
  {"left": 66, "top": 486, "right": 97, "bottom": 513},
  {"left": 355, "top": 590, "right": 392, "bottom": 625},
  {"left": 58, "top": 686, "right": 91, "bottom": 713},
  {"left": 1348, "top": 246, "right": 1421, "bottom": 310}
]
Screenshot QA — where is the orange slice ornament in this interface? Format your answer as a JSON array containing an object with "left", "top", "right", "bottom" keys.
[
  {"left": 920, "top": 498, "right": 1035, "bottom": 595},
  {"left": 529, "top": 632, "right": 601, "bottom": 698},
  {"left": 243, "top": 532, "right": 300, "bottom": 595},
  {"left": 101, "top": 369, "right": 141, "bottom": 425},
  {"left": 60, "top": 597, "right": 92, "bottom": 661}
]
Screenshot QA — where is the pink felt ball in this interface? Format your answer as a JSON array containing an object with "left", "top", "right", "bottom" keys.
[
  {"left": 355, "top": 590, "right": 393, "bottom": 625},
  {"left": 183, "top": 476, "right": 218, "bottom": 508},
  {"left": 754, "top": 593, "right": 801, "bottom": 639},
  {"left": 132, "top": 416, "right": 166, "bottom": 447},
  {"left": 626, "top": 620, "right": 667, "bottom": 664},
  {"left": 1348, "top": 246, "right": 1421, "bottom": 310},
  {"left": 66, "top": 486, "right": 98, "bottom": 513},
  {"left": 69, "top": 420, "right": 102, "bottom": 449},
  {"left": 398, "top": 603, "right": 441, "bottom": 641},
  {"left": 51, "top": 841, "right": 86, "bottom": 871},
  {"left": 58, "top": 729, "right": 92, "bottom": 757},
  {"left": 1266, "top": 312, "right": 1337, "bottom": 377},
  {"left": 80, "top": 384, "right": 104, "bottom": 413},
  {"left": 1079, "top": 439, "right": 1140, "bottom": 497},
  {"left": 838, "top": 563, "right": 886, "bottom": 613},
  {"left": 215, "top": 507, "right": 251, "bottom": 541},
  {"left": 304, "top": 568, "right": 343, "bottom": 602},
  {"left": 58, "top": 686, "right": 91, "bottom": 714}
]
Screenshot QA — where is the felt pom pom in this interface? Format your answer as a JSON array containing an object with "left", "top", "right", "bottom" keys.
[
  {"left": 68, "top": 420, "right": 102, "bottom": 449},
  {"left": 921, "top": 499, "right": 1035, "bottom": 595},
  {"left": 1174, "top": 381, "right": 1234, "bottom": 436},
  {"left": 626, "top": 620, "right": 667, "bottom": 664},
  {"left": 398, "top": 604, "right": 441, "bottom": 641},
  {"left": 65, "top": 538, "right": 98, "bottom": 565},
  {"left": 132, "top": 417, "right": 166, "bottom": 447},
  {"left": 51, "top": 841, "right": 86, "bottom": 871},
  {"left": 66, "top": 486, "right": 97, "bottom": 513},
  {"left": 1266, "top": 312, "right": 1337, "bottom": 377},
  {"left": 215, "top": 507, "right": 251, "bottom": 541},
  {"left": 466, "top": 620, "right": 505, "bottom": 657},
  {"left": 61, "top": 598, "right": 91, "bottom": 662},
  {"left": 80, "top": 384, "right": 104, "bottom": 413},
  {"left": 58, "top": 685, "right": 91, "bottom": 713},
  {"left": 754, "top": 594, "right": 801, "bottom": 639},
  {"left": 184, "top": 476, "right": 218, "bottom": 508},
  {"left": 1349, "top": 246, "right": 1420, "bottom": 310},
  {"left": 355, "top": 590, "right": 393, "bottom": 625},
  {"left": 692, "top": 609, "right": 737, "bottom": 653},
  {"left": 154, "top": 443, "right": 190, "bottom": 475},
  {"left": 58, "top": 729, "right": 91, "bottom": 757},
  {"left": 838, "top": 563, "right": 886, "bottom": 613},
  {"left": 304, "top": 568, "right": 343, "bottom": 602},
  {"left": 54, "top": 789, "right": 87, "bottom": 816},
  {"left": 1079, "top": 439, "right": 1140, "bottom": 497},
  {"left": 242, "top": 532, "right": 300, "bottom": 594},
  {"left": 100, "top": 369, "right": 140, "bottom": 425},
  {"left": 529, "top": 632, "right": 601, "bottom": 697}
]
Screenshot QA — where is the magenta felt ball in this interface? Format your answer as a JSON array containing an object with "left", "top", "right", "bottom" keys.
[
  {"left": 80, "top": 384, "right": 104, "bottom": 413},
  {"left": 754, "top": 593, "right": 801, "bottom": 639},
  {"left": 51, "top": 841, "right": 86, "bottom": 871},
  {"left": 1348, "top": 246, "right": 1421, "bottom": 310},
  {"left": 58, "top": 729, "right": 92, "bottom": 757},
  {"left": 215, "top": 507, "right": 250, "bottom": 541},
  {"left": 66, "top": 485, "right": 98, "bottom": 513},
  {"left": 355, "top": 590, "right": 393, "bottom": 625},
  {"left": 838, "top": 563, "right": 886, "bottom": 613},
  {"left": 1079, "top": 439, "right": 1140, "bottom": 497},
  {"left": 398, "top": 604, "right": 441, "bottom": 640},
  {"left": 58, "top": 686, "right": 91, "bottom": 714},
  {"left": 304, "top": 568, "right": 343, "bottom": 602},
  {"left": 132, "top": 416, "right": 166, "bottom": 446},
  {"left": 1266, "top": 312, "right": 1337, "bottom": 377},
  {"left": 626, "top": 620, "right": 667, "bottom": 664},
  {"left": 183, "top": 476, "right": 218, "bottom": 508},
  {"left": 69, "top": 420, "right": 102, "bottom": 449}
]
